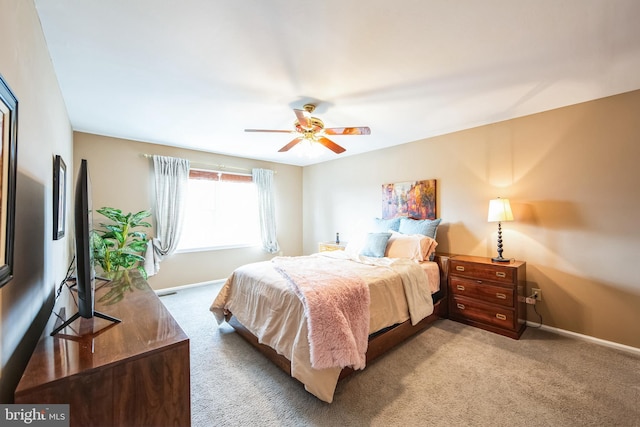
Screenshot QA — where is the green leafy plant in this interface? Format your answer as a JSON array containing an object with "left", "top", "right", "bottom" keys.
[{"left": 91, "top": 207, "right": 152, "bottom": 280}]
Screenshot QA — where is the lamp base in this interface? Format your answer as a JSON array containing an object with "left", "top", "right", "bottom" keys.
[{"left": 492, "top": 256, "right": 511, "bottom": 263}]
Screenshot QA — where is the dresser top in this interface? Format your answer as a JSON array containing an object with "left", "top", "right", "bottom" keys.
[
  {"left": 16, "top": 270, "right": 188, "bottom": 394},
  {"left": 452, "top": 255, "right": 525, "bottom": 268}
]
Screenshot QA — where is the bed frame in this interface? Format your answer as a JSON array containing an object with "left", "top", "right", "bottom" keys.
[{"left": 226, "top": 253, "right": 452, "bottom": 381}]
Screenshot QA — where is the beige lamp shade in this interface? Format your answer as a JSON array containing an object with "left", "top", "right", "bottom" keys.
[{"left": 487, "top": 198, "right": 514, "bottom": 223}]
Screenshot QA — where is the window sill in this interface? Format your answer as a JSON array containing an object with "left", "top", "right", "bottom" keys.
[{"left": 175, "top": 243, "right": 261, "bottom": 254}]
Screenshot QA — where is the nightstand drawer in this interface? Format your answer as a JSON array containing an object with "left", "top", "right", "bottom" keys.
[
  {"left": 449, "top": 276, "right": 514, "bottom": 307},
  {"left": 450, "top": 296, "right": 515, "bottom": 330},
  {"left": 450, "top": 260, "right": 515, "bottom": 284}
]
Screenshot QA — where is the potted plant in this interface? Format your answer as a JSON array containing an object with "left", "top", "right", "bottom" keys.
[{"left": 91, "top": 207, "right": 152, "bottom": 304}]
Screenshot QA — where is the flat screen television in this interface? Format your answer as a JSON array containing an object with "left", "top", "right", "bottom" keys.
[{"left": 51, "top": 159, "right": 119, "bottom": 336}]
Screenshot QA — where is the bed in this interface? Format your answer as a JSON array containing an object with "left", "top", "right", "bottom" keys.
[
  {"left": 211, "top": 179, "right": 446, "bottom": 402},
  {"left": 210, "top": 229, "right": 450, "bottom": 403}
]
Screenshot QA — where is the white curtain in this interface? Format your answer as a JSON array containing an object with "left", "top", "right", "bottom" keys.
[
  {"left": 145, "top": 155, "right": 190, "bottom": 276},
  {"left": 252, "top": 168, "right": 280, "bottom": 253}
]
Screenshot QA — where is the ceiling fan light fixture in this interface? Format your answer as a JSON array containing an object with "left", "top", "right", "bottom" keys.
[
  {"left": 293, "top": 137, "right": 324, "bottom": 159},
  {"left": 245, "top": 104, "right": 370, "bottom": 154}
]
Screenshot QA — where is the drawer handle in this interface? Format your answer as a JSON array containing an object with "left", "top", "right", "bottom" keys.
[
  {"left": 456, "top": 266, "right": 465, "bottom": 272},
  {"left": 496, "top": 271, "right": 506, "bottom": 278},
  {"left": 456, "top": 285, "right": 465, "bottom": 291},
  {"left": 496, "top": 313, "right": 507, "bottom": 320},
  {"left": 457, "top": 303, "right": 465, "bottom": 310},
  {"left": 495, "top": 293, "right": 507, "bottom": 299}
]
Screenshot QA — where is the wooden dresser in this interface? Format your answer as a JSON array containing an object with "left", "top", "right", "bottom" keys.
[
  {"left": 15, "top": 270, "right": 190, "bottom": 427},
  {"left": 448, "top": 255, "right": 526, "bottom": 339}
]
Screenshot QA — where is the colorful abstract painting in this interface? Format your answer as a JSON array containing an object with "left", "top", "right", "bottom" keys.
[{"left": 382, "top": 179, "right": 437, "bottom": 220}]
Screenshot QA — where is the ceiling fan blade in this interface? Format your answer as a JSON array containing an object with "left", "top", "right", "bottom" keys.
[
  {"left": 278, "top": 137, "right": 304, "bottom": 152},
  {"left": 245, "top": 129, "right": 294, "bottom": 133},
  {"left": 317, "top": 137, "right": 346, "bottom": 154},
  {"left": 324, "top": 126, "right": 371, "bottom": 136},
  {"left": 294, "top": 109, "right": 311, "bottom": 129}
]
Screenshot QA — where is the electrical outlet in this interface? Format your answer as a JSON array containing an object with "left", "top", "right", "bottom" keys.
[{"left": 532, "top": 288, "right": 542, "bottom": 301}]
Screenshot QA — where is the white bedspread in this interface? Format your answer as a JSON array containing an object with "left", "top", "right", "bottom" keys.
[{"left": 210, "top": 251, "right": 438, "bottom": 403}]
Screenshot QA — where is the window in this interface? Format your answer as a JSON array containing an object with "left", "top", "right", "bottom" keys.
[{"left": 177, "top": 169, "right": 260, "bottom": 251}]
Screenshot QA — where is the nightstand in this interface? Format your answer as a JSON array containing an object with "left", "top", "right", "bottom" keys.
[
  {"left": 318, "top": 242, "right": 347, "bottom": 252},
  {"left": 448, "top": 255, "right": 526, "bottom": 339}
]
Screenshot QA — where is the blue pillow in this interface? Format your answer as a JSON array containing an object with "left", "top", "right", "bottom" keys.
[
  {"left": 372, "top": 217, "right": 401, "bottom": 232},
  {"left": 398, "top": 217, "right": 442, "bottom": 240},
  {"left": 360, "top": 232, "right": 392, "bottom": 258}
]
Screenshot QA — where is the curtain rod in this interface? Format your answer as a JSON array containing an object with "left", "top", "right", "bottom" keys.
[{"left": 142, "top": 154, "right": 276, "bottom": 174}]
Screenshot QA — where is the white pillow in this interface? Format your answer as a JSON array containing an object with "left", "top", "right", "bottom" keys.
[
  {"left": 344, "top": 235, "right": 365, "bottom": 257},
  {"left": 384, "top": 231, "right": 438, "bottom": 262}
]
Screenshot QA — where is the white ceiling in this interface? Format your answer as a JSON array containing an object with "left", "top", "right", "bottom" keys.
[{"left": 34, "top": 0, "right": 640, "bottom": 167}]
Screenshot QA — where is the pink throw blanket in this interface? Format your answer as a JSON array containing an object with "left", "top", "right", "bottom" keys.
[{"left": 272, "top": 255, "right": 370, "bottom": 370}]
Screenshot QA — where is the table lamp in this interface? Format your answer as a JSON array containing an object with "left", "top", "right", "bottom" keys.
[{"left": 487, "top": 197, "right": 514, "bottom": 262}]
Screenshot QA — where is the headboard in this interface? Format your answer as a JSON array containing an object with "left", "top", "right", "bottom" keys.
[{"left": 381, "top": 179, "right": 437, "bottom": 220}]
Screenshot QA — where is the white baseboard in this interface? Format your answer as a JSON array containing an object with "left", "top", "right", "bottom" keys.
[
  {"left": 155, "top": 279, "right": 225, "bottom": 296},
  {"left": 527, "top": 321, "right": 640, "bottom": 356}
]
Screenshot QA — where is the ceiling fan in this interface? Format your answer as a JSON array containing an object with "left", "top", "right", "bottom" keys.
[{"left": 244, "top": 104, "right": 371, "bottom": 154}]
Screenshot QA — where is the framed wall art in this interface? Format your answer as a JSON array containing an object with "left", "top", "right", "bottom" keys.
[
  {"left": 0, "top": 74, "right": 18, "bottom": 288},
  {"left": 53, "top": 155, "right": 66, "bottom": 240},
  {"left": 382, "top": 179, "right": 437, "bottom": 220}
]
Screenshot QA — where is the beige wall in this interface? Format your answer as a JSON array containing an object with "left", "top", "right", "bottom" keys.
[
  {"left": 74, "top": 132, "right": 303, "bottom": 290},
  {"left": 0, "top": 0, "right": 73, "bottom": 402},
  {"left": 303, "top": 90, "right": 640, "bottom": 349}
]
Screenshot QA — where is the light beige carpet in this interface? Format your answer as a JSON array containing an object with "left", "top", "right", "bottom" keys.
[{"left": 160, "top": 283, "right": 640, "bottom": 427}]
